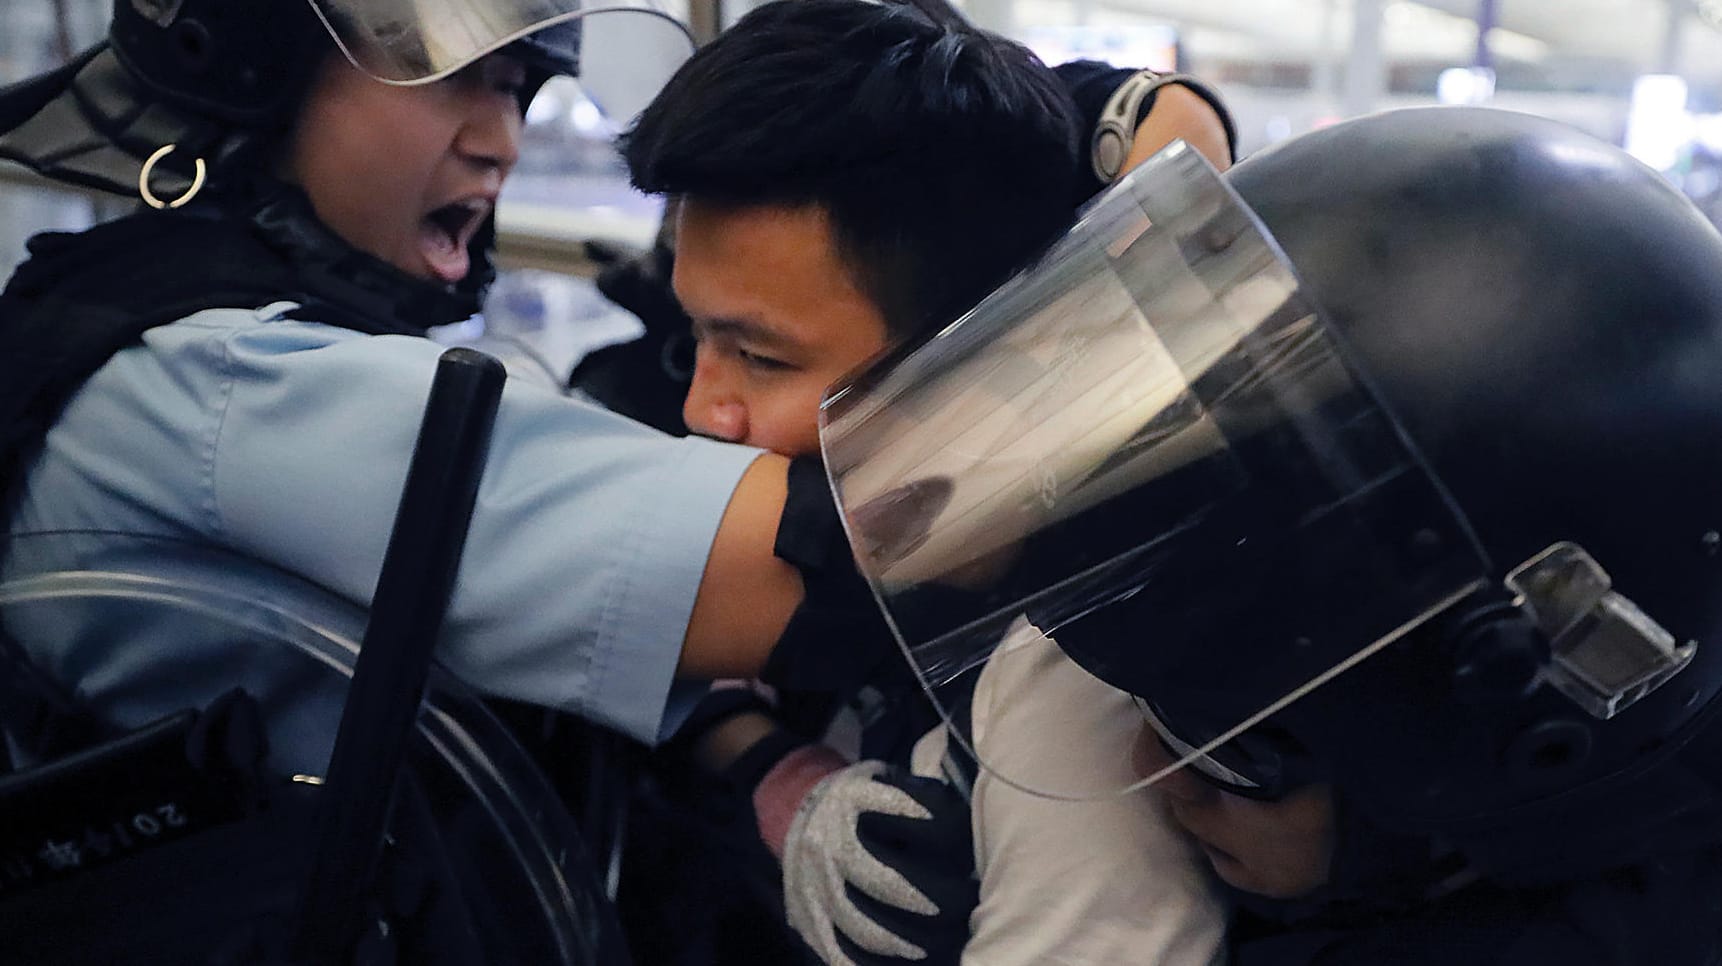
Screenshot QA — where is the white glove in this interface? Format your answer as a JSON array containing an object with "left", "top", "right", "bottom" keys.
[{"left": 782, "top": 760, "right": 977, "bottom": 966}]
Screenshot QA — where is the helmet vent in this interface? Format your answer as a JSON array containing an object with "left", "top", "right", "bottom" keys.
[
  {"left": 171, "top": 20, "right": 214, "bottom": 73},
  {"left": 1506, "top": 543, "right": 1696, "bottom": 720},
  {"left": 131, "top": 0, "right": 185, "bottom": 29},
  {"left": 1505, "top": 718, "right": 1593, "bottom": 787}
]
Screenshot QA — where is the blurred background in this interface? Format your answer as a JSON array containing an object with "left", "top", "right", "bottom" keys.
[{"left": 4, "top": 0, "right": 1720, "bottom": 369}]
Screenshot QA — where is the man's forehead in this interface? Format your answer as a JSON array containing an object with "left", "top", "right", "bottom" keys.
[
  {"left": 671, "top": 253, "right": 813, "bottom": 352},
  {"left": 673, "top": 201, "right": 874, "bottom": 352}
]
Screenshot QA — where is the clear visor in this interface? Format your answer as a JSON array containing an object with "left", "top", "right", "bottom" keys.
[
  {"left": 306, "top": 0, "right": 693, "bottom": 119},
  {"left": 820, "top": 143, "right": 1488, "bottom": 798}
]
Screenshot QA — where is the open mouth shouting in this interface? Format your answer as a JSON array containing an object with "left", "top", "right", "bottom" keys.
[{"left": 419, "top": 197, "right": 493, "bottom": 284}]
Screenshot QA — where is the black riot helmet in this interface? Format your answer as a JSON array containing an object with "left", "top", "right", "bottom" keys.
[
  {"left": 1200, "top": 107, "right": 1722, "bottom": 878},
  {"left": 104, "top": 0, "right": 588, "bottom": 124},
  {"left": 0, "top": 0, "right": 645, "bottom": 204},
  {"left": 0, "top": 0, "right": 332, "bottom": 202},
  {"left": 109, "top": 0, "right": 331, "bottom": 124},
  {"left": 820, "top": 107, "right": 1722, "bottom": 881}
]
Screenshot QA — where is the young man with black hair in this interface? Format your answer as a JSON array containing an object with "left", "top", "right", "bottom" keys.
[
  {"left": 612, "top": 2, "right": 1236, "bottom": 962},
  {"left": 574, "top": 7, "right": 1233, "bottom": 441}
]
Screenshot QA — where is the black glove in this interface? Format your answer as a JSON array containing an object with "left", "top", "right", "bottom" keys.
[
  {"left": 764, "top": 457, "right": 899, "bottom": 697},
  {"left": 569, "top": 238, "right": 696, "bottom": 435}
]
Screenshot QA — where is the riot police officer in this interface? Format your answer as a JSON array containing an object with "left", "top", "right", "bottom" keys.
[{"left": 822, "top": 107, "right": 1722, "bottom": 965}]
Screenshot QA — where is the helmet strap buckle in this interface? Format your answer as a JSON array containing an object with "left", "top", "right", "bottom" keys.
[{"left": 139, "top": 143, "right": 207, "bottom": 209}]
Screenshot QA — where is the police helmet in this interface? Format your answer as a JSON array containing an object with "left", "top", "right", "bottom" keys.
[
  {"left": 0, "top": 0, "right": 606, "bottom": 201},
  {"left": 821, "top": 107, "right": 1722, "bottom": 881},
  {"left": 1181, "top": 106, "right": 1722, "bottom": 879}
]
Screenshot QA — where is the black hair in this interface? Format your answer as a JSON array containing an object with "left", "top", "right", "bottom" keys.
[{"left": 621, "top": 0, "right": 1080, "bottom": 338}]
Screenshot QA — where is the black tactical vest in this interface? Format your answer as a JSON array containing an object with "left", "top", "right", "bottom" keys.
[{"left": 0, "top": 184, "right": 483, "bottom": 511}]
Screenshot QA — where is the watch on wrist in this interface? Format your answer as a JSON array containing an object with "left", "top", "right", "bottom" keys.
[{"left": 1091, "top": 69, "right": 1215, "bottom": 183}]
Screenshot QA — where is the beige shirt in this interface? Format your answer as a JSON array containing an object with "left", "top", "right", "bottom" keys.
[{"left": 913, "top": 621, "right": 1227, "bottom": 966}]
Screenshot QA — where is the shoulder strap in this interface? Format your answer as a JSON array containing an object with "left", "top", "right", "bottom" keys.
[{"left": 0, "top": 190, "right": 480, "bottom": 514}]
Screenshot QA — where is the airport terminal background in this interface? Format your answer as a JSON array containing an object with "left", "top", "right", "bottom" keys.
[{"left": 5, "top": 0, "right": 1722, "bottom": 376}]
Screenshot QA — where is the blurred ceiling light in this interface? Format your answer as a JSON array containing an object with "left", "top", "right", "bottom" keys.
[
  {"left": 525, "top": 78, "right": 571, "bottom": 126},
  {"left": 570, "top": 97, "right": 606, "bottom": 134},
  {"left": 1028, "top": 0, "right": 1548, "bottom": 66},
  {"left": 1626, "top": 73, "right": 1693, "bottom": 172},
  {"left": 1019, "top": 23, "right": 1179, "bottom": 71},
  {"left": 1438, "top": 65, "right": 1496, "bottom": 104},
  {"left": 1386, "top": 1, "right": 1550, "bottom": 62}
]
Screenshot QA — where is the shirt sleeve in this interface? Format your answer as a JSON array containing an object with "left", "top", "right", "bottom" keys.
[
  {"left": 959, "top": 623, "right": 1229, "bottom": 966},
  {"left": 202, "top": 319, "right": 761, "bottom": 743}
]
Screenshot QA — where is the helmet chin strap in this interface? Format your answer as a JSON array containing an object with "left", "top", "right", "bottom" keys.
[
  {"left": 1315, "top": 790, "right": 1472, "bottom": 911},
  {"left": 240, "top": 177, "right": 488, "bottom": 332}
]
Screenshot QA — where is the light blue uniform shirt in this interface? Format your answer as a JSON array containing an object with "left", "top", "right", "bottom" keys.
[{"left": 5, "top": 303, "right": 761, "bottom": 772}]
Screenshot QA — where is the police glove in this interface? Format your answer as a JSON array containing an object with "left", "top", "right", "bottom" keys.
[{"left": 783, "top": 761, "right": 978, "bottom": 965}]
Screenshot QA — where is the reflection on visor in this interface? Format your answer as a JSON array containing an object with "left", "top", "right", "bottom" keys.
[
  {"left": 306, "top": 0, "right": 693, "bottom": 88},
  {"left": 821, "top": 141, "right": 1491, "bottom": 800}
]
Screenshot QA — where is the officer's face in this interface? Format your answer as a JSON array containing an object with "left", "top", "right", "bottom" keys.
[
  {"left": 673, "top": 200, "right": 891, "bottom": 457},
  {"left": 287, "top": 52, "right": 525, "bottom": 285},
  {"left": 1142, "top": 735, "right": 1335, "bottom": 899}
]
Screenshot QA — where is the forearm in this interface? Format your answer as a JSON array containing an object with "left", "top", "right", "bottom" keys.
[
  {"left": 680, "top": 453, "right": 803, "bottom": 678},
  {"left": 676, "top": 701, "right": 850, "bottom": 860},
  {"left": 681, "top": 451, "right": 891, "bottom": 688},
  {"left": 690, "top": 707, "right": 783, "bottom": 772}
]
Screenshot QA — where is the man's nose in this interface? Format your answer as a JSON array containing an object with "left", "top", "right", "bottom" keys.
[{"left": 683, "top": 361, "right": 749, "bottom": 443}]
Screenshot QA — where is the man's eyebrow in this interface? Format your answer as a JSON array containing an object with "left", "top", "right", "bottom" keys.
[{"left": 690, "top": 315, "right": 803, "bottom": 351}]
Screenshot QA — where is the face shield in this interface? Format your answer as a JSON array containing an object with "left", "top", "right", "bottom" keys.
[
  {"left": 819, "top": 143, "right": 1492, "bottom": 799},
  {"left": 304, "top": 0, "right": 694, "bottom": 121}
]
